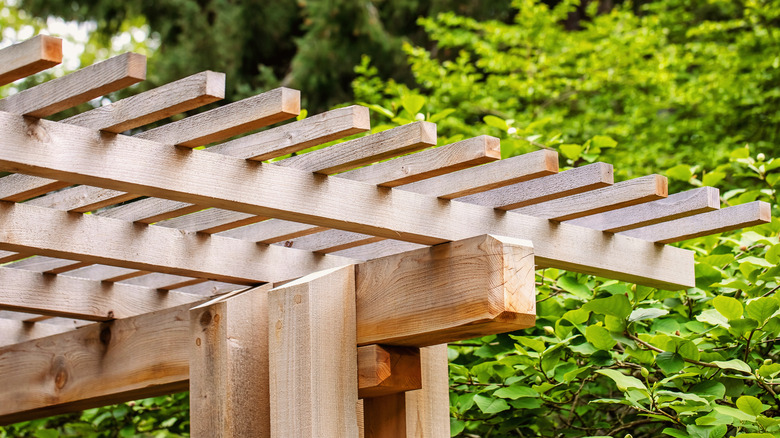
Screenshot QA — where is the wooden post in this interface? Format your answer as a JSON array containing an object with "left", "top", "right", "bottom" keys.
[{"left": 268, "top": 265, "right": 359, "bottom": 437}]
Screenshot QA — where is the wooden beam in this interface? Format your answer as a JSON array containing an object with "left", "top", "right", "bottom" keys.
[
  {"left": 190, "top": 285, "right": 271, "bottom": 437},
  {"left": 285, "top": 229, "right": 382, "bottom": 253},
  {"left": 340, "top": 135, "right": 500, "bottom": 187},
  {"left": 26, "top": 185, "right": 138, "bottom": 213},
  {"left": 333, "top": 240, "right": 426, "bottom": 262},
  {"left": 457, "top": 162, "right": 614, "bottom": 209},
  {"left": 513, "top": 175, "right": 668, "bottom": 221},
  {"left": 207, "top": 105, "right": 371, "bottom": 161},
  {"left": 405, "top": 345, "right": 450, "bottom": 437},
  {"left": 567, "top": 187, "right": 720, "bottom": 232},
  {"left": 0, "top": 201, "right": 357, "bottom": 284},
  {"left": 0, "top": 318, "right": 78, "bottom": 347},
  {"left": 0, "top": 174, "right": 70, "bottom": 202},
  {"left": 0, "top": 52, "right": 146, "bottom": 117},
  {"left": 0, "top": 112, "right": 695, "bottom": 288},
  {"left": 620, "top": 201, "right": 771, "bottom": 243},
  {"left": 0, "top": 266, "right": 202, "bottom": 320},
  {"left": 0, "top": 250, "right": 27, "bottom": 264},
  {"left": 364, "top": 394, "right": 406, "bottom": 438},
  {"left": 62, "top": 71, "right": 225, "bottom": 133},
  {"left": 219, "top": 219, "right": 327, "bottom": 244},
  {"left": 97, "top": 197, "right": 201, "bottom": 224},
  {"left": 135, "top": 87, "right": 300, "bottom": 147},
  {"left": 276, "top": 121, "right": 437, "bottom": 174},
  {"left": 0, "top": 35, "right": 63, "bottom": 86},
  {"left": 268, "top": 266, "right": 359, "bottom": 437},
  {"left": 358, "top": 345, "right": 421, "bottom": 399},
  {"left": 156, "top": 209, "right": 260, "bottom": 234},
  {"left": 356, "top": 234, "right": 536, "bottom": 346},
  {"left": 398, "top": 149, "right": 558, "bottom": 199}
]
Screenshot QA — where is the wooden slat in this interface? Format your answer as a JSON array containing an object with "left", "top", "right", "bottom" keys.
[
  {"left": 0, "top": 52, "right": 146, "bottom": 117},
  {"left": 0, "top": 201, "right": 357, "bottom": 284},
  {"left": 333, "top": 240, "right": 426, "bottom": 262},
  {"left": 0, "top": 266, "right": 202, "bottom": 320},
  {"left": 567, "top": 187, "right": 721, "bottom": 232},
  {"left": 276, "top": 121, "right": 436, "bottom": 174},
  {"left": 156, "top": 209, "right": 260, "bottom": 234},
  {"left": 457, "top": 162, "right": 614, "bottom": 209},
  {"left": 97, "top": 197, "right": 201, "bottom": 224},
  {"left": 190, "top": 285, "right": 271, "bottom": 437},
  {"left": 620, "top": 201, "right": 771, "bottom": 243},
  {"left": 0, "top": 112, "right": 695, "bottom": 288},
  {"left": 0, "top": 35, "right": 63, "bottom": 86},
  {"left": 0, "top": 250, "right": 27, "bottom": 264},
  {"left": 339, "top": 135, "right": 500, "bottom": 187},
  {"left": 284, "top": 229, "right": 382, "bottom": 253},
  {"left": 1, "top": 255, "right": 76, "bottom": 272},
  {"left": 357, "top": 234, "right": 535, "bottom": 346},
  {"left": 404, "top": 345, "right": 450, "bottom": 437},
  {"left": 0, "top": 318, "right": 78, "bottom": 347},
  {"left": 364, "top": 394, "right": 406, "bottom": 438},
  {"left": 0, "top": 174, "right": 70, "bottom": 202},
  {"left": 358, "top": 345, "right": 421, "bottom": 399},
  {"left": 513, "top": 174, "right": 668, "bottom": 221},
  {"left": 398, "top": 149, "right": 558, "bottom": 199},
  {"left": 207, "top": 105, "right": 370, "bottom": 161},
  {"left": 26, "top": 185, "right": 138, "bottom": 213},
  {"left": 62, "top": 71, "right": 225, "bottom": 133},
  {"left": 219, "top": 220, "right": 327, "bottom": 244},
  {"left": 268, "top": 266, "right": 359, "bottom": 437},
  {"left": 135, "top": 87, "right": 300, "bottom": 147}
]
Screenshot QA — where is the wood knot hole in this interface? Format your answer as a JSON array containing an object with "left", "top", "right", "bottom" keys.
[
  {"left": 294, "top": 294, "right": 302, "bottom": 304},
  {"left": 200, "top": 310, "right": 212, "bottom": 327},
  {"left": 99, "top": 327, "right": 111, "bottom": 345},
  {"left": 195, "top": 338, "right": 201, "bottom": 346},
  {"left": 54, "top": 368, "right": 68, "bottom": 389}
]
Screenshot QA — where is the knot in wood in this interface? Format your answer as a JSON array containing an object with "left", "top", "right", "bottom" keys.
[
  {"left": 99, "top": 326, "right": 112, "bottom": 345},
  {"left": 199, "top": 310, "right": 212, "bottom": 327}
]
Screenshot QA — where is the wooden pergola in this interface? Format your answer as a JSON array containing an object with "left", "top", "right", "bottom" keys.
[{"left": 0, "top": 35, "right": 771, "bottom": 436}]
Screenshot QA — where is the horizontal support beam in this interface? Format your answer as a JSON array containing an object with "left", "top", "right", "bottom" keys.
[
  {"left": 620, "top": 201, "right": 771, "bottom": 243},
  {"left": 0, "top": 112, "right": 694, "bottom": 288},
  {"left": 26, "top": 185, "right": 137, "bottom": 213},
  {"left": 0, "top": 318, "right": 76, "bottom": 346},
  {"left": 0, "top": 173, "right": 70, "bottom": 202},
  {"left": 282, "top": 229, "right": 382, "bottom": 253},
  {"left": 0, "top": 35, "right": 62, "bottom": 86},
  {"left": 358, "top": 345, "right": 422, "bottom": 399}
]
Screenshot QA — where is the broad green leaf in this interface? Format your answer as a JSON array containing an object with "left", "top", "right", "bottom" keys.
[
  {"left": 712, "top": 405, "right": 755, "bottom": 422},
  {"left": 667, "top": 164, "right": 692, "bottom": 181},
  {"left": 697, "top": 309, "right": 730, "bottom": 328},
  {"left": 686, "top": 424, "right": 727, "bottom": 438},
  {"left": 557, "top": 275, "right": 591, "bottom": 300},
  {"left": 591, "top": 135, "right": 617, "bottom": 148},
  {"left": 450, "top": 419, "right": 465, "bottom": 436},
  {"left": 401, "top": 94, "right": 425, "bottom": 115},
  {"left": 493, "top": 385, "right": 538, "bottom": 400},
  {"left": 473, "top": 394, "right": 510, "bottom": 414},
  {"left": 562, "top": 308, "right": 589, "bottom": 324},
  {"left": 712, "top": 359, "right": 751, "bottom": 374},
  {"left": 509, "top": 397, "right": 543, "bottom": 409},
  {"left": 746, "top": 297, "right": 779, "bottom": 325},
  {"left": 713, "top": 296, "right": 743, "bottom": 320},
  {"left": 513, "top": 336, "right": 546, "bottom": 353},
  {"left": 629, "top": 307, "right": 669, "bottom": 322},
  {"left": 677, "top": 340, "right": 701, "bottom": 361},
  {"left": 559, "top": 144, "right": 582, "bottom": 160},
  {"left": 583, "top": 294, "right": 632, "bottom": 319},
  {"left": 656, "top": 352, "right": 685, "bottom": 374},
  {"left": 595, "top": 369, "right": 647, "bottom": 392},
  {"left": 696, "top": 263, "right": 723, "bottom": 288},
  {"left": 585, "top": 325, "right": 616, "bottom": 350},
  {"left": 662, "top": 428, "right": 690, "bottom": 438},
  {"left": 758, "top": 362, "right": 780, "bottom": 378},
  {"left": 766, "top": 244, "right": 780, "bottom": 264},
  {"left": 656, "top": 390, "right": 708, "bottom": 404},
  {"left": 736, "top": 395, "right": 767, "bottom": 416},
  {"left": 728, "top": 318, "right": 758, "bottom": 336},
  {"left": 428, "top": 108, "right": 455, "bottom": 123},
  {"left": 733, "top": 434, "right": 774, "bottom": 438},
  {"left": 690, "top": 381, "right": 726, "bottom": 399},
  {"left": 702, "top": 171, "right": 726, "bottom": 187},
  {"left": 483, "top": 115, "right": 508, "bottom": 130}
]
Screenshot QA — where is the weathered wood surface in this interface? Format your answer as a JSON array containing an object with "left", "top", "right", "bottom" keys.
[
  {"left": 97, "top": 197, "right": 201, "bottom": 224},
  {"left": 0, "top": 35, "right": 62, "bottom": 86},
  {"left": 0, "top": 52, "right": 146, "bottom": 117},
  {"left": 0, "top": 318, "right": 80, "bottom": 347},
  {"left": 219, "top": 219, "right": 327, "bottom": 243},
  {"left": 268, "top": 266, "right": 359, "bottom": 437},
  {"left": 283, "top": 229, "right": 383, "bottom": 253},
  {"left": 404, "top": 345, "right": 450, "bottom": 438},
  {"left": 568, "top": 187, "right": 720, "bottom": 232},
  {"left": 0, "top": 174, "right": 70, "bottom": 202},
  {"left": 0, "top": 112, "right": 695, "bottom": 288},
  {"left": 620, "top": 201, "right": 771, "bottom": 243},
  {"left": 135, "top": 87, "right": 300, "bottom": 147},
  {"left": 190, "top": 285, "right": 271, "bottom": 437},
  {"left": 358, "top": 345, "right": 422, "bottom": 398},
  {"left": 26, "top": 185, "right": 137, "bottom": 213},
  {"left": 63, "top": 71, "right": 226, "bottom": 133}
]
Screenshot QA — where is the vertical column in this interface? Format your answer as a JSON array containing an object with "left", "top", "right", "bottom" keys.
[
  {"left": 405, "top": 345, "right": 451, "bottom": 438},
  {"left": 268, "top": 265, "right": 359, "bottom": 437}
]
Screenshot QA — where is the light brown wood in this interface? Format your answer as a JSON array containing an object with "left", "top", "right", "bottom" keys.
[
  {"left": 356, "top": 234, "right": 536, "bottom": 346},
  {"left": 190, "top": 285, "right": 271, "bottom": 437},
  {"left": 364, "top": 393, "right": 407, "bottom": 438},
  {"left": 268, "top": 266, "right": 359, "bottom": 437},
  {"left": 0, "top": 112, "right": 695, "bottom": 288},
  {"left": 0, "top": 35, "right": 63, "bottom": 86},
  {"left": 63, "top": 71, "right": 225, "bottom": 133},
  {"left": 208, "top": 105, "right": 371, "bottom": 160},
  {"left": 26, "top": 184, "right": 138, "bottom": 213},
  {"left": 218, "top": 219, "right": 327, "bottom": 243},
  {"left": 457, "top": 162, "right": 614, "bottom": 209},
  {"left": 276, "top": 121, "right": 437, "bottom": 174},
  {"left": 340, "top": 135, "right": 500, "bottom": 187},
  {"left": 0, "top": 300, "right": 201, "bottom": 424},
  {"left": 405, "top": 345, "right": 450, "bottom": 438},
  {"left": 0, "top": 266, "right": 202, "bottom": 320},
  {"left": 0, "top": 174, "right": 70, "bottom": 202},
  {"left": 568, "top": 187, "right": 721, "bottom": 232},
  {"left": 135, "top": 87, "right": 300, "bottom": 147},
  {"left": 0, "top": 52, "right": 146, "bottom": 117},
  {"left": 156, "top": 209, "right": 261, "bottom": 234},
  {"left": 620, "top": 201, "right": 771, "bottom": 243},
  {"left": 358, "top": 345, "right": 422, "bottom": 398},
  {"left": 398, "top": 149, "right": 558, "bottom": 199},
  {"left": 513, "top": 174, "right": 668, "bottom": 221},
  {"left": 0, "top": 250, "right": 27, "bottom": 264},
  {"left": 0, "top": 318, "right": 81, "bottom": 347},
  {"left": 0, "top": 201, "right": 357, "bottom": 284},
  {"left": 334, "top": 240, "right": 426, "bottom": 261},
  {"left": 1, "top": 255, "right": 78, "bottom": 273},
  {"left": 97, "top": 197, "right": 201, "bottom": 224},
  {"left": 284, "top": 229, "right": 383, "bottom": 253}
]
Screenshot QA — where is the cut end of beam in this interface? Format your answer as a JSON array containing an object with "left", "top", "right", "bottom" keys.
[
  {"left": 0, "top": 35, "right": 63, "bottom": 86},
  {"left": 358, "top": 345, "right": 422, "bottom": 399}
]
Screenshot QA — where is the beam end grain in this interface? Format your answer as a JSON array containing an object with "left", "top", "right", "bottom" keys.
[
  {"left": 0, "top": 35, "right": 63, "bottom": 86},
  {"left": 358, "top": 345, "right": 422, "bottom": 399}
]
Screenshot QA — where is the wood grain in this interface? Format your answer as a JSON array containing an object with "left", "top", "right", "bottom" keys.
[
  {"left": 567, "top": 187, "right": 720, "bottom": 232},
  {"left": 0, "top": 52, "right": 146, "bottom": 117},
  {"left": 218, "top": 219, "right": 327, "bottom": 243},
  {"left": 0, "top": 35, "right": 63, "bottom": 86},
  {"left": 513, "top": 174, "right": 668, "bottom": 221},
  {"left": 619, "top": 201, "right": 771, "bottom": 243},
  {"left": 404, "top": 345, "right": 450, "bottom": 438},
  {"left": 268, "top": 266, "right": 359, "bottom": 437},
  {"left": 135, "top": 87, "right": 299, "bottom": 147},
  {"left": 208, "top": 105, "right": 370, "bottom": 160},
  {"left": 63, "top": 71, "right": 225, "bottom": 133},
  {"left": 0, "top": 319, "right": 82, "bottom": 347},
  {"left": 358, "top": 345, "right": 422, "bottom": 398},
  {"left": 96, "top": 197, "right": 201, "bottom": 224},
  {"left": 398, "top": 149, "right": 558, "bottom": 199},
  {"left": 0, "top": 174, "right": 70, "bottom": 202},
  {"left": 26, "top": 185, "right": 138, "bottom": 213},
  {"left": 284, "top": 229, "right": 383, "bottom": 253},
  {"left": 364, "top": 394, "right": 407, "bottom": 438}
]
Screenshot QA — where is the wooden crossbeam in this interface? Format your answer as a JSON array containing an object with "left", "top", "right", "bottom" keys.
[
  {"left": 62, "top": 70, "right": 226, "bottom": 133},
  {"left": 0, "top": 35, "right": 63, "bottom": 86},
  {"left": 220, "top": 219, "right": 327, "bottom": 244},
  {"left": 358, "top": 345, "right": 422, "bottom": 398},
  {"left": 620, "top": 201, "right": 771, "bottom": 243},
  {"left": 135, "top": 87, "right": 300, "bottom": 147},
  {"left": 0, "top": 174, "right": 70, "bottom": 202},
  {"left": 25, "top": 185, "right": 138, "bottom": 213},
  {"left": 0, "top": 52, "right": 146, "bottom": 117},
  {"left": 513, "top": 174, "right": 668, "bottom": 221},
  {"left": 0, "top": 266, "right": 202, "bottom": 320},
  {"left": 284, "top": 229, "right": 381, "bottom": 253},
  {"left": 97, "top": 198, "right": 201, "bottom": 223},
  {"left": 0, "top": 318, "right": 79, "bottom": 347},
  {"left": 568, "top": 187, "right": 720, "bottom": 232},
  {"left": 0, "top": 112, "right": 695, "bottom": 288}
]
